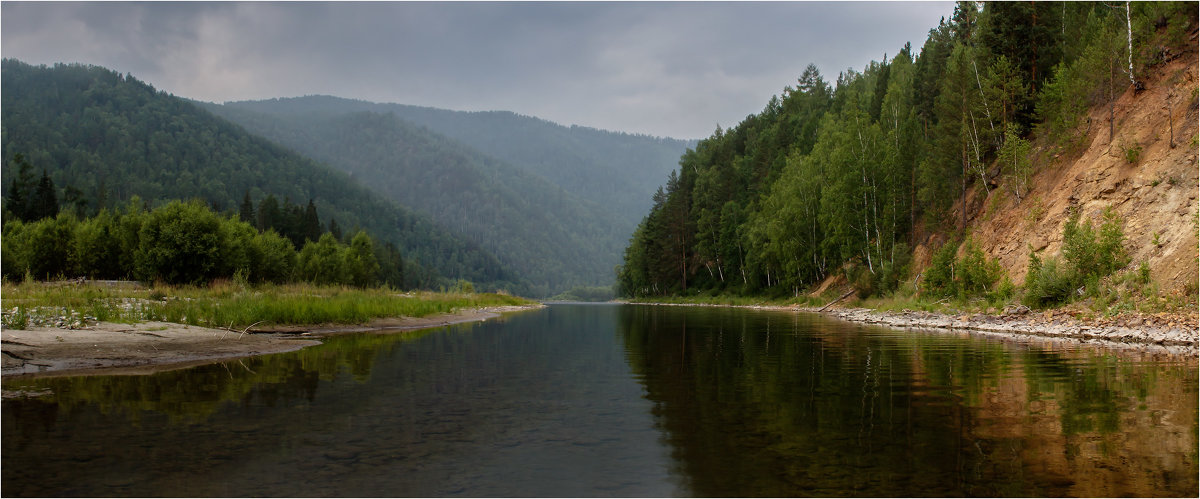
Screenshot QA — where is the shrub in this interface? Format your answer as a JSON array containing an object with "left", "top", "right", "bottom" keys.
[
  {"left": 72, "top": 210, "right": 122, "bottom": 278},
  {"left": 1124, "top": 144, "right": 1142, "bottom": 164},
  {"left": 923, "top": 241, "right": 959, "bottom": 298},
  {"left": 252, "top": 230, "right": 296, "bottom": 283},
  {"left": 1023, "top": 254, "right": 1075, "bottom": 307},
  {"left": 134, "top": 200, "right": 223, "bottom": 284},
  {"left": 1062, "top": 206, "right": 1129, "bottom": 282},
  {"left": 959, "top": 240, "right": 1002, "bottom": 296},
  {"left": 850, "top": 264, "right": 876, "bottom": 299},
  {"left": 453, "top": 279, "right": 475, "bottom": 294},
  {"left": 296, "top": 233, "right": 348, "bottom": 285},
  {"left": 1024, "top": 206, "right": 1129, "bottom": 309},
  {"left": 345, "top": 231, "right": 380, "bottom": 288},
  {"left": 25, "top": 213, "right": 78, "bottom": 280},
  {"left": 875, "top": 242, "right": 912, "bottom": 296},
  {"left": 1, "top": 219, "right": 30, "bottom": 281}
]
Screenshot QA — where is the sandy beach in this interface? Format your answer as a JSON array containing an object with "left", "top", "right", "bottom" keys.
[{"left": 1, "top": 304, "right": 543, "bottom": 378}]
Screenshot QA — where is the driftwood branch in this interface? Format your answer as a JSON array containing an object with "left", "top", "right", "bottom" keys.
[{"left": 818, "top": 289, "right": 856, "bottom": 312}]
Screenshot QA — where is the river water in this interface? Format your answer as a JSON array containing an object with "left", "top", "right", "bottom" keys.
[{"left": 3, "top": 304, "right": 1197, "bottom": 497}]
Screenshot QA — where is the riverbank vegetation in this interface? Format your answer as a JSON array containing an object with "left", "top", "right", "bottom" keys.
[
  {"left": 616, "top": 2, "right": 1197, "bottom": 314},
  {"left": 0, "top": 58, "right": 522, "bottom": 292},
  {"left": 1, "top": 280, "right": 532, "bottom": 331},
  {"left": 2, "top": 196, "right": 419, "bottom": 288}
]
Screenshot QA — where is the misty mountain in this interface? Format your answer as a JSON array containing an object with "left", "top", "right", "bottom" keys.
[
  {"left": 202, "top": 102, "right": 627, "bottom": 295},
  {"left": 213, "top": 96, "right": 694, "bottom": 229},
  {"left": 0, "top": 59, "right": 522, "bottom": 291}
]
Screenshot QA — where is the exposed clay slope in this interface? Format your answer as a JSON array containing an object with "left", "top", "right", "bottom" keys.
[{"left": 962, "top": 43, "right": 1198, "bottom": 296}]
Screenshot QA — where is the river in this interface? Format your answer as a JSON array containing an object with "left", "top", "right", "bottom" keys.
[{"left": 3, "top": 304, "right": 1196, "bottom": 496}]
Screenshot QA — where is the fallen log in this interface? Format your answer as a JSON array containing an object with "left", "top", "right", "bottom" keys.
[{"left": 818, "top": 289, "right": 856, "bottom": 312}]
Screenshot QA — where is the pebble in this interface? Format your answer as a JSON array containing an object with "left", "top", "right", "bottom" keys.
[{"left": 828, "top": 307, "right": 1198, "bottom": 349}]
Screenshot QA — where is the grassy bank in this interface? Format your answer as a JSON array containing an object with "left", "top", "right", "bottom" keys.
[{"left": 1, "top": 280, "right": 534, "bottom": 330}]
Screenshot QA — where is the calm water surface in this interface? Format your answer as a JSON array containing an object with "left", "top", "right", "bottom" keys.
[{"left": 3, "top": 304, "right": 1197, "bottom": 497}]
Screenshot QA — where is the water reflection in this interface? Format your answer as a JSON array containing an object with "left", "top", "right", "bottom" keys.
[
  {"left": 616, "top": 305, "right": 1198, "bottom": 497},
  {"left": 2, "top": 304, "right": 1196, "bottom": 497},
  {"left": 3, "top": 306, "right": 675, "bottom": 497}
]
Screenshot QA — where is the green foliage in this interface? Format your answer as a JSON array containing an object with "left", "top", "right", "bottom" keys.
[
  {"left": 1062, "top": 206, "right": 1129, "bottom": 283},
  {"left": 1023, "top": 253, "right": 1076, "bottom": 308},
  {"left": 250, "top": 230, "right": 297, "bottom": 283},
  {"left": 134, "top": 200, "right": 223, "bottom": 285},
  {"left": 71, "top": 209, "right": 122, "bottom": 278},
  {"left": 4, "top": 154, "right": 62, "bottom": 222},
  {"left": 1024, "top": 206, "right": 1130, "bottom": 308},
  {"left": 1, "top": 281, "right": 532, "bottom": 330},
  {"left": 922, "top": 239, "right": 1004, "bottom": 301},
  {"left": 611, "top": 0, "right": 1191, "bottom": 304},
  {"left": 345, "top": 231, "right": 381, "bottom": 288},
  {"left": 997, "top": 124, "right": 1034, "bottom": 200},
  {"left": 0, "top": 198, "right": 406, "bottom": 289},
  {"left": 1, "top": 60, "right": 515, "bottom": 292},
  {"left": 296, "top": 233, "right": 349, "bottom": 286},
  {"left": 452, "top": 279, "right": 475, "bottom": 294},
  {"left": 1137, "top": 260, "right": 1152, "bottom": 285},
  {"left": 923, "top": 242, "right": 959, "bottom": 298},
  {"left": 959, "top": 240, "right": 1003, "bottom": 297},
  {"left": 1123, "top": 143, "right": 1142, "bottom": 164}
]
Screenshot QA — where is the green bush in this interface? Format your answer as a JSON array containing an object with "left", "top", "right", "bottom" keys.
[
  {"left": 134, "top": 200, "right": 223, "bottom": 284},
  {"left": 345, "top": 231, "right": 380, "bottom": 288},
  {"left": 1124, "top": 144, "right": 1142, "bottom": 164},
  {"left": 252, "top": 230, "right": 297, "bottom": 283},
  {"left": 25, "top": 213, "right": 78, "bottom": 280},
  {"left": 1062, "top": 206, "right": 1129, "bottom": 282},
  {"left": 875, "top": 242, "right": 912, "bottom": 296},
  {"left": 923, "top": 241, "right": 959, "bottom": 298},
  {"left": 1023, "top": 206, "right": 1129, "bottom": 308},
  {"left": 1023, "top": 254, "right": 1075, "bottom": 307},
  {"left": 296, "top": 233, "right": 348, "bottom": 286},
  {"left": 72, "top": 210, "right": 122, "bottom": 278},
  {"left": 453, "top": 279, "right": 475, "bottom": 294},
  {"left": 1, "top": 219, "right": 30, "bottom": 280},
  {"left": 959, "top": 240, "right": 1002, "bottom": 296}
]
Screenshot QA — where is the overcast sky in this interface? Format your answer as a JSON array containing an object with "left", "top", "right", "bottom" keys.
[{"left": 3, "top": 1, "right": 953, "bottom": 139}]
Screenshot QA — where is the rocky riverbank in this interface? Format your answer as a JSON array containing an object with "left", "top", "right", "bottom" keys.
[
  {"left": 626, "top": 300, "right": 1198, "bottom": 352},
  {"left": 821, "top": 306, "right": 1198, "bottom": 351}
]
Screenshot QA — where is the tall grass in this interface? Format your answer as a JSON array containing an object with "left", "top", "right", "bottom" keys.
[{"left": 1, "top": 280, "right": 532, "bottom": 329}]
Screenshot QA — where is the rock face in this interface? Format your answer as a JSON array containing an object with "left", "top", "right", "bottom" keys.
[{"left": 924, "top": 47, "right": 1199, "bottom": 296}]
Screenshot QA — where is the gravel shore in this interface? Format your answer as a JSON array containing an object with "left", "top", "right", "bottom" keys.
[
  {"left": 1, "top": 304, "right": 544, "bottom": 378},
  {"left": 627, "top": 300, "right": 1198, "bottom": 352},
  {"left": 822, "top": 307, "right": 1198, "bottom": 352}
]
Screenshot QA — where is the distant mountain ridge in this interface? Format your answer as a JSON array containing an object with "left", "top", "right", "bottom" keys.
[
  {"left": 206, "top": 95, "right": 693, "bottom": 294},
  {"left": 215, "top": 95, "right": 694, "bottom": 228},
  {"left": 203, "top": 102, "right": 626, "bottom": 294},
  {"left": 0, "top": 59, "right": 521, "bottom": 291}
]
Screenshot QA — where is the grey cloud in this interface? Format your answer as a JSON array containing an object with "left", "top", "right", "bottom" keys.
[{"left": 2, "top": 1, "right": 953, "bottom": 138}]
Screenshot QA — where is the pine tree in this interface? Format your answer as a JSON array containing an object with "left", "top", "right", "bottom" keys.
[
  {"left": 5, "top": 154, "right": 36, "bottom": 221},
  {"left": 328, "top": 218, "right": 343, "bottom": 241},
  {"left": 32, "top": 169, "right": 59, "bottom": 221},
  {"left": 303, "top": 199, "right": 321, "bottom": 243},
  {"left": 240, "top": 191, "right": 255, "bottom": 224}
]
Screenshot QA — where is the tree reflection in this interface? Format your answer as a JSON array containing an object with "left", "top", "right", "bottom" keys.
[{"left": 617, "top": 305, "right": 1198, "bottom": 497}]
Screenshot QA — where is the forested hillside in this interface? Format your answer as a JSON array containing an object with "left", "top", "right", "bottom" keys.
[
  {"left": 617, "top": 1, "right": 1198, "bottom": 302},
  {"left": 210, "top": 95, "right": 693, "bottom": 228},
  {"left": 0, "top": 59, "right": 522, "bottom": 291},
  {"left": 200, "top": 103, "right": 624, "bottom": 294}
]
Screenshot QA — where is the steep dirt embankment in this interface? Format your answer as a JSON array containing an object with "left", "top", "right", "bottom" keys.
[{"left": 949, "top": 44, "right": 1199, "bottom": 297}]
